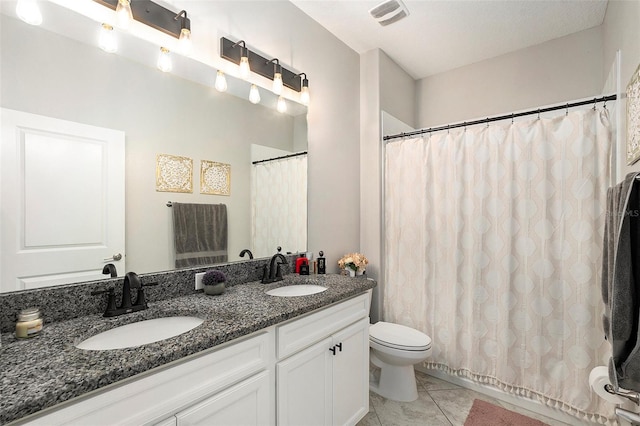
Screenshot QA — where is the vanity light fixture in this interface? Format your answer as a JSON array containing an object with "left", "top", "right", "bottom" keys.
[
  {"left": 98, "top": 23, "right": 117, "bottom": 53},
  {"left": 269, "top": 59, "right": 284, "bottom": 95},
  {"left": 215, "top": 71, "right": 228, "bottom": 92},
  {"left": 249, "top": 84, "right": 261, "bottom": 104},
  {"left": 157, "top": 47, "right": 172, "bottom": 72},
  {"left": 277, "top": 96, "right": 287, "bottom": 113},
  {"left": 94, "top": 0, "right": 191, "bottom": 42},
  {"left": 297, "top": 73, "right": 310, "bottom": 106},
  {"left": 219, "top": 37, "right": 309, "bottom": 97},
  {"left": 115, "top": 0, "right": 133, "bottom": 30},
  {"left": 16, "top": 0, "right": 43, "bottom": 26}
]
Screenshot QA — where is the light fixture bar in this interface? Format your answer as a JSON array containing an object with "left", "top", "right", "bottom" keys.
[
  {"left": 220, "top": 37, "right": 303, "bottom": 92},
  {"left": 93, "top": 0, "right": 190, "bottom": 39}
]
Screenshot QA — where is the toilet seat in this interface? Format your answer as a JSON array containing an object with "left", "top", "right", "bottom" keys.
[{"left": 369, "top": 322, "right": 431, "bottom": 352}]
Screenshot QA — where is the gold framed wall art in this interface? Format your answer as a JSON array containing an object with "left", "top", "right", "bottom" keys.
[
  {"left": 201, "top": 160, "right": 231, "bottom": 195},
  {"left": 626, "top": 63, "right": 640, "bottom": 165},
  {"left": 156, "top": 154, "right": 193, "bottom": 193}
]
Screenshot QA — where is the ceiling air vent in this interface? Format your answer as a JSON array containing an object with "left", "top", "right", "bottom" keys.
[{"left": 369, "top": 0, "right": 410, "bottom": 26}]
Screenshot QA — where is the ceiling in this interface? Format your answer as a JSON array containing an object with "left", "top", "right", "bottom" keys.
[{"left": 290, "top": 0, "right": 609, "bottom": 79}]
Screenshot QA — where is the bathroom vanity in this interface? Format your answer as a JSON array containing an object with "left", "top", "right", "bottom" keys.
[{"left": 0, "top": 275, "right": 375, "bottom": 425}]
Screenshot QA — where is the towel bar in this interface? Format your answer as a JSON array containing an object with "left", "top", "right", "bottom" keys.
[
  {"left": 605, "top": 384, "right": 640, "bottom": 404},
  {"left": 616, "top": 408, "right": 640, "bottom": 425}
]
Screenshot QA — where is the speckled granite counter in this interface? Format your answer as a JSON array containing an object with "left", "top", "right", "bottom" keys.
[{"left": 0, "top": 274, "right": 376, "bottom": 424}]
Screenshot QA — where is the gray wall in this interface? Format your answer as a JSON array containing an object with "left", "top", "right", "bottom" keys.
[
  {"left": 416, "top": 26, "right": 604, "bottom": 128},
  {"left": 1, "top": 15, "right": 295, "bottom": 273}
]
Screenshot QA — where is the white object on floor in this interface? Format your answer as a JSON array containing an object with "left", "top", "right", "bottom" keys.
[{"left": 369, "top": 321, "right": 431, "bottom": 402}]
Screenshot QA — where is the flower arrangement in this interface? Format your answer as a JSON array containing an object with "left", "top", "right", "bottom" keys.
[
  {"left": 202, "top": 269, "right": 226, "bottom": 286},
  {"left": 338, "top": 253, "right": 368, "bottom": 273}
]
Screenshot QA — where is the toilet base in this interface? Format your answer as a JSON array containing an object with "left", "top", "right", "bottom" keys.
[{"left": 369, "top": 353, "right": 420, "bottom": 402}]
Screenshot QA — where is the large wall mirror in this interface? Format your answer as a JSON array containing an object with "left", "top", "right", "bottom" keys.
[{"left": 0, "top": 2, "right": 308, "bottom": 293}]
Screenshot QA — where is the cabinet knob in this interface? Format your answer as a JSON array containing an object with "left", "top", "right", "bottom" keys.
[
  {"left": 336, "top": 342, "right": 343, "bottom": 352},
  {"left": 329, "top": 346, "right": 336, "bottom": 356}
]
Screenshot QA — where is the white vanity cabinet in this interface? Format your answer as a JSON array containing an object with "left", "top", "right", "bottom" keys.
[
  {"left": 14, "top": 292, "right": 370, "bottom": 426},
  {"left": 19, "top": 331, "right": 274, "bottom": 426},
  {"left": 276, "top": 294, "right": 370, "bottom": 426}
]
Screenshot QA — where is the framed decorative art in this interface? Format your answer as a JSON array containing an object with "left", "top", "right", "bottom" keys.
[
  {"left": 201, "top": 160, "right": 231, "bottom": 196},
  {"left": 626, "top": 63, "right": 640, "bottom": 165},
  {"left": 155, "top": 154, "right": 193, "bottom": 193}
]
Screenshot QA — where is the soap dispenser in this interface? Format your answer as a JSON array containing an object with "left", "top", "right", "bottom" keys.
[{"left": 317, "top": 251, "right": 326, "bottom": 274}]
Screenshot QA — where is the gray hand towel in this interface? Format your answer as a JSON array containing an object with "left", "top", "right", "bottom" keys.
[
  {"left": 172, "top": 203, "right": 228, "bottom": 268},
  {"left": 602, "top": 171, "right": 640, "bottom": 391}
]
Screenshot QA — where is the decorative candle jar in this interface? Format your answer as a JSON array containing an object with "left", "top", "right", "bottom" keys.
[{"left": 15, "top": 307, "right": 43, "bottom": 338}]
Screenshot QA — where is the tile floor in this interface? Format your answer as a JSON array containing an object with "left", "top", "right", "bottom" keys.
[{"left": 357, "top": 371, "right": 572, "bottom": 426}]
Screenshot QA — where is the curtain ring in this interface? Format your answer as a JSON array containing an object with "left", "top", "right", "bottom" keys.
[
  {"left": 447, "top": 125, "right": 450, "bottom": 134},
  {"left": 593, "top": 98, "right": 597, "bottom": 111},
  {"left": 604, "top": 99, "right": 607, "bottom": 110},
  {"left": 511, "top": 113, "right": 514, "bottom": 124},
  {"left": 537, "top": 109, "right": 540, "bottom": 120},
  {"left": 566, "top": 103, "right": 569, "bottom": 116},
  {"left": 486, "top": 118, "right": 489, "bottom": 128},
  {"left": 464, "top": 122, "right": 467, "bottom": 132}
]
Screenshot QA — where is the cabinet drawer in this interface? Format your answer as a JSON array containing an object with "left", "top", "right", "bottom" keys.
[
  {"left": 21, "top": 331, "right": 272, "bottom": 426},
  {"left": 277, "top": 293, "right": 368, "bottom": 359}
]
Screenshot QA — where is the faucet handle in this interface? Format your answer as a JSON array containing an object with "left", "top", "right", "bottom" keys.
[
  {"left": 259, "top": 264, "right": 269, "bottom": 283},
  {"left": 91, "top": 288, "right": 117, "bottom": 317}
]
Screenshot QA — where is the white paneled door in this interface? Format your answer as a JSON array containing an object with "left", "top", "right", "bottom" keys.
[{"left": 1, "top": 108, "right": 125, "bottom": 292}]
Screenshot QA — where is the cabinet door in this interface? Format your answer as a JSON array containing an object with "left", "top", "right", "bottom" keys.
[
  {"left": 176, "top": 371, "right": 272, "bottom": 426},
  {"left": 332, "top": 317, "right": 370, "bottom": 426},
  {"left": 277, "top": 337, "right": 333, "bottom": 426}
]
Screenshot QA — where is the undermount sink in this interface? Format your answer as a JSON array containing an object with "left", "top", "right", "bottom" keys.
[
  {"left": 76, "top": 316, "right": 204, "bottom": 351},
  {"left": 265, "top": 284, "right": 327, "bottom": 297}
]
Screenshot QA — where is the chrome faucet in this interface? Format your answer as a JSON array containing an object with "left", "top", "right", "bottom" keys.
[{"left": 261, "top": 253, "right": 288, "bottom": 283}]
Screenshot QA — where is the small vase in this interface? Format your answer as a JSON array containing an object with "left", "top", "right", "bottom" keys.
[
  {"left": 204, "top": 282, "right": 225, "bottom": 295},
  {"left": 348, "top": 269, "right": 356, "bottom": 277}
]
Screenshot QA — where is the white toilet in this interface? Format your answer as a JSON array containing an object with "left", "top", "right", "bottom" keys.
[{"left": 369, "top": 321, "right": 432, "bottom": 402}]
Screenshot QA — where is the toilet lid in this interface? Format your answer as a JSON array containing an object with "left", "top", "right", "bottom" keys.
[{"left": 369, "top": 321, "right": 431, "bottom": 351}]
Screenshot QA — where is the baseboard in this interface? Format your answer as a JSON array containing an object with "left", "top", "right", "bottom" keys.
[{"left": 415, "top": 366, "right": 595, "bottom": 426}]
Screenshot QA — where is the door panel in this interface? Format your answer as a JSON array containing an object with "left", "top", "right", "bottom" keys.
[{"left": 1, "top": 108, "right": 125, "bottom": 292}]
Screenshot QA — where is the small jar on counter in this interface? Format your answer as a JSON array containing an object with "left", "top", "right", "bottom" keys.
[{"left": 15, "top": 307, "right": 43, "bottom": 338}]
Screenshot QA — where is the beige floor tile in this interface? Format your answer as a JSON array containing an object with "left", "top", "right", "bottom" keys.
[
  {"left": 357, "top": 409, "right": 383, "bottom": 426},
  {"left": 416, "top": 371, "right": 461, "bottom": 391},
  {"left": 371, "top": 391, "right": 453, "bottom": 426}
]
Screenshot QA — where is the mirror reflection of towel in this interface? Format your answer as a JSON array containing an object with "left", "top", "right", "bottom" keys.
[{"left": 172, "top": 202, "right": 228, "bottom": 268}]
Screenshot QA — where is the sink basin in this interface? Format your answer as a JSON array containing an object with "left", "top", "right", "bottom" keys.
[
  {"left": 76, "top": 316, "right": 204, "bottom": 351},
  {"left": 266, "top": 284, "right": 327, "bottom": 297}
]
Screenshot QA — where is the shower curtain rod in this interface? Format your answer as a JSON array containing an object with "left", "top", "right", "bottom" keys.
[
  {"left": 252, "top": 151, "right": 307, "bottom": 165},
  {"left": 383, "top": 94, "right": 617, "bottom": 142}
]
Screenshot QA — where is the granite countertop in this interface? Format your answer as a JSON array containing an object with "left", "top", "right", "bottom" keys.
[{"left": 0, "top": 274, "right": 376, "bottom": 424}]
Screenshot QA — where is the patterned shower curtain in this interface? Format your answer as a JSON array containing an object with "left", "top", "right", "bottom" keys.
[
  {"left": 384, "top": 108, "right": 616, "bottom": 423},
  {"left": 251, "top": 154, "right": 307, "bottom": 258}
]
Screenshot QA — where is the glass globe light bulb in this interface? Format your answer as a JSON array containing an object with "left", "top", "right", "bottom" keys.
[
  {"left": 277, "top": 96, "right": 287, "bottom": 113},
  {"left": 116, "top": 0, "right": 133, "bottom": 30},
  {"left": 215, "top": 71, "right": 228, "bottom": 92},
  {"left": 99, "top": 24, "right": 117, "bottom": 53},
  {"left": 16, "top": 0, "right": 42, "bottom": 26},
  {"left": 157, "top": 47, "right": 172, "bottom": 73},
  {"left": 272, "top": 72, "right": 283, "bottom": 95},
  {"left": 239, "top": 56, "right": 251, "bottom": 80},
  {"left": 179, "top": 28, "right": 192, "bottom": 56},
  {"left": 300, "top": 86, "right": 310, "bottom": 106},
  {"left": 249, "top": 85, "right": 261, "bottom": 104}
]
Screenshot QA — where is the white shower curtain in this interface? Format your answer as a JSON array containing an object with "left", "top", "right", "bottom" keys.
[
  {"left": 251, "top": 154, "right": 307, "bottom": 258},
  {"left": 384, "top": 108, "right": 615, "bottom": 423}
]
